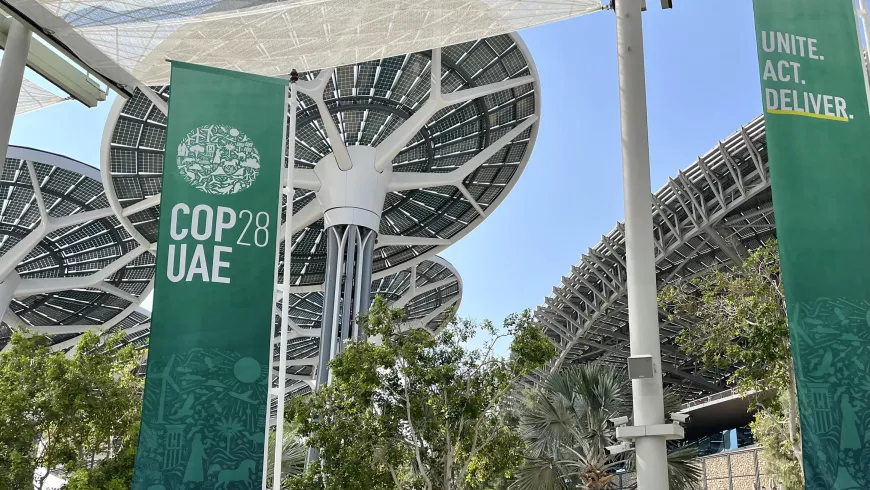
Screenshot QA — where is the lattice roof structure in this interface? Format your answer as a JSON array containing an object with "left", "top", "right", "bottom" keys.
[
  {"left": 0, "top": 146, "right": 154, "bottom": 352},
  {"left": 271, "top": 255, "right": 463, "bottom": 409},
  {"left": 102, "top": 32, "right": 540, "bottom": 287},
  {"left": 536, "top": 116, "right": 775, "bottom": 400},
  {"left": 5, "top": 0, "right": 601, "bottom": 87}
]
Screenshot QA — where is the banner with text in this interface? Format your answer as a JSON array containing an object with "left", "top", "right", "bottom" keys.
[
  {"left": 132, "top": 62, "right": 286, "bottom": 490},
  {"left": 752, "top": 1, "right": 870, "bottom": 487}
]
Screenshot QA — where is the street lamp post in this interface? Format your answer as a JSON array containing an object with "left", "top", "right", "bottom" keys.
[{"left": 614, "top": 0, "right": 670, "bottom": 488}]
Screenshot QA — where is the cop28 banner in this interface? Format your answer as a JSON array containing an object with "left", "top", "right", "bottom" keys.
[
  {"left": 132, "top": 62, "right": 287, "bottom": 490},
  {"left": 752, "top": 1, "right": 870, "bottom": 487}
]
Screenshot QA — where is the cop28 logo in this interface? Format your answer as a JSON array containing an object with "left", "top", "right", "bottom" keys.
[{"left": 176, "top": 125, "right": 260, "bottom": 195}]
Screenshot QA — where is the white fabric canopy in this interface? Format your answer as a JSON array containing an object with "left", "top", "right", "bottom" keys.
[
  {"left": 9, "top": 0, "right": 602, "bottom": 85},
  {"left": 0, "top": 51, "right": 66, "bottom": 114},
  {"left": 18, "top": 77, "right": 65, "bottom": 113}
]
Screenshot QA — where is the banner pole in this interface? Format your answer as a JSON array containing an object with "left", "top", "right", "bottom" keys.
[
  {"left": 273, "top": 79, "right": 298, "bottom": 489},
  {"left": 261, "top": 300, "right": 277, "bottom": 490}
]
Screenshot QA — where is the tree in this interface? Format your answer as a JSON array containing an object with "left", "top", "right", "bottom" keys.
[
  {"left": 265, "top": 420, "right": 307, "bottom": 489},
  {"left": 0, "top": 330, "right": 144, "bottom": 490},
  {"left": 659, "top": 240, "right": 803, "bottom": 487},
  {"left": 286, "top": 298, "right": 556, "bottom": 490},
  {"left": 512, "top": 363, "right": 701, "bottom": 490}
]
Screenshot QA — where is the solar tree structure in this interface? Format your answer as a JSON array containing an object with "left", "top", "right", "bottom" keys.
[
  {"left": 536, "top": 116, "right": 775, "bottom": 400},
  {"left": 271, "top": 255, "right": 462, "bottom": 413},
  {"left": 102, "top": 33, "right": 540, "bottom": 387},
  {"left": 0, "top": 145, "right": 153, "bottom": 353}
]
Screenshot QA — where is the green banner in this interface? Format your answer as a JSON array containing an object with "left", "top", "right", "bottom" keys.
[
  {"left": 132, "top": 62, "right": 287, "bottom": 490},
  {"left": 752, "top": 1, "right": 870, "bottom": 488}
]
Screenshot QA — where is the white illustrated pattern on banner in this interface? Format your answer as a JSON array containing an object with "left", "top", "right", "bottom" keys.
[{"left": 177, "top": 125, "right": 260, "bottom": 195}]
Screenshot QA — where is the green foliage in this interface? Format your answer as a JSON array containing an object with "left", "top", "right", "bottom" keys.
[
  {"left": 265, "top": 421, "right": 307, "bottom": 489},
  {"left": 512, "top": 363, "right": 701, "bottom": 490},
  {"left": 286, "top": 298, "right": 556, "bottom": 490},
  {"left": 0, "top": 330, "right": 144, "bottom": 490},
  {"left": 749, "top": 393, "right": 803, "bottom": 490},
  {"left": 659, "top": 240, "right": 803, "bottom": 487},
  {"left": 659, "top": 242, "right": 790, "bottom": 397}
]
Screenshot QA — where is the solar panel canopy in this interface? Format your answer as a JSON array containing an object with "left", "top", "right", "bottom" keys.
[
  {"left": 105, "top": 32, "right": 540, "bottom": 286},
  {"left": 0, "top": 146, "right": 154, "bottom": 351},
  {"left": 7, "top": 0, "right": 602, "bottom": 85}
]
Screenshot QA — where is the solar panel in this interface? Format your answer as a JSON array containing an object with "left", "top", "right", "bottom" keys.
[{"left": 0, "top": 147, "right": 154, "bottom": 352}]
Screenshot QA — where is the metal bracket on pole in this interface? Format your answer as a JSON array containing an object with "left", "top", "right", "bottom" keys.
[{"left": 616, "top": 423, "right": 685, "bottom": 441}]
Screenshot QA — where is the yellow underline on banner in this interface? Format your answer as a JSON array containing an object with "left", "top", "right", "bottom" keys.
[{"left": 767, "top": 109, "right": 849, "bottom": 122}]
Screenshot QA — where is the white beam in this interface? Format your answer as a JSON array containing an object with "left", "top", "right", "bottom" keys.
[
  {"left": 0, "top": 222, "right": 47, "bottom": 280},
  {"left": 393, "top": 277, "right": 455, "bottom": 309},
  {"left": 279, "top": 199, "right": 323, "bottom": 240},
  {"left": 440, "top": 75, "right": 535, "bottom": 106},
  {"left": 290, "top": 168, "right": 321, "bottom": 191},
  {"left": 376, "top": 52, "right": 537, "bottom": 174},
  {"left": 374, "top": 48, "right": 442, "bottom": 173},
  {"left": 122, "top": 194, "right": 160, "bottom": 217},
  {"left": 376, "top": 235, "right": 451, "bottom": 247},
  {"left": 0, "top": 272, "right": 21, "bottom": 321},
  {"left": 0, "top": 17, "right": 105, "bottom": 108},
  {"left": 137, "top": 84, "right": 167, "bottom": 116},
  {"left": 401, "top": 297, "right": 458, "bottom": 332},
  {"left": 297, "top": 70, "right": 352, "bottom": 171},
  {"left": 276, "top": 356, "right": 319, "bottom": 368},
  {"left": 388, "top": 115, "right": 538, "bottom": 191},
  {"left": 52, "top": 206, "right": 117, "bottom": 227},
  {"left": 14, "top": 246, "right": 147, "bottom": 297},
  {"left": 26, "top": 161, "right": 48, "bottom": 221}
]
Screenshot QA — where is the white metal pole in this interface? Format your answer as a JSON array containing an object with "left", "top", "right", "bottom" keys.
[
  {"left": 0, "top": 272, "right": 21, "bottom": 321},
  {"left": 0, "top": 19, "right": 31, "bottom": 178},
  {"left": 614, "top": 1, "right": 669, "bottom": 489},
  {"left": 261, "top": 292, "right": 278, "bottom": 489},
  {"left": 273, "top": 81, "right": 298, "bottom": 490}
]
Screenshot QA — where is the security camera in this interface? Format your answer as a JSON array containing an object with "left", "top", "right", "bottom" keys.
[
  {"left": 605, "top": 442, "right": 633, "bottom": 455},
  {"left": 608, "top": 416, "right": 630, "bottom": 427},
  {"left": 670, "top": 413, "right": 691, "bottom": 424}
]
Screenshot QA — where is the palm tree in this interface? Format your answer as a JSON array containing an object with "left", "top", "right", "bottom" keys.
[
  {"left": 216, "top": 418, "right": 244, "bottom": 453},
  {"left": 266, "top": 421, "right": 306, "bottom": 489},
  {"left": 512, "top": 363, "right": 701, "bottom": 490}
]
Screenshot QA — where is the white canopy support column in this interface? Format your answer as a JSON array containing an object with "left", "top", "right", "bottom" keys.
[{"left": 0, "top": 18, "right": 30, "bottom": 176}]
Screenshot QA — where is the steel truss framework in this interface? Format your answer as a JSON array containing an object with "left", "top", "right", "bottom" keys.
[
  {"left": 103, "top": 33, "right": 539, "bottom": 286},
  {"left": 536, "top": 116, "right": 776, "bottom": 399},
  {"left": 0, "top": 145, "right": 154, "bottom": 352},
  {"left": 269, "top": 255, "right": 462, "bottom": 412}
]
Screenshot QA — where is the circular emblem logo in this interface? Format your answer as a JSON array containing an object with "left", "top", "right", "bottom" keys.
[{"left": 176, "top": 125, "right": 260, "bottom": 195}]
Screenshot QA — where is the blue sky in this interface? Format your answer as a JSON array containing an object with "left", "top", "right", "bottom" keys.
[{"left": 9, "top": 0, "right": 763, "bottom": 324}]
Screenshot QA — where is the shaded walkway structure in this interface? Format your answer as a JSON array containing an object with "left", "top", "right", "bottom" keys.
[{"left": 536, "top": 115, "right": 775, "bottom": 399}]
